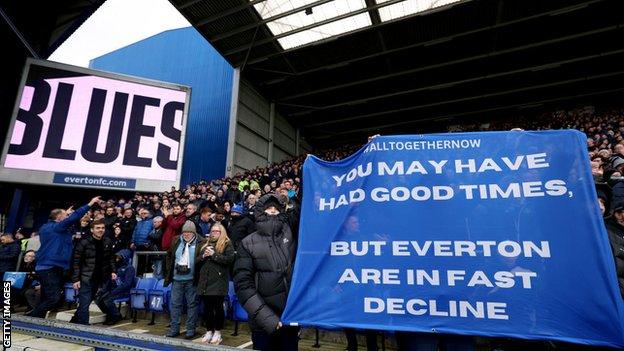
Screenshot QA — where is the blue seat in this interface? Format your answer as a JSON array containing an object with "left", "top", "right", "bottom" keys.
[
  {"left": 130, "top": 277, "right": 157, "bottom": 322},
  {"left": 148, "top": 279, "right": 168, "bottom": 313},
  {"left": 146, "top": 279, "right": 170, "bottom": 325},
  {"left": 227, "top": 281, "right": 248, "bottom": 336}
]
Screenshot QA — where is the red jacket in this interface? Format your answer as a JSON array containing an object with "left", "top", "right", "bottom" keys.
[{"left": 161, "top": 214, "right": 187, "bottom": 251}]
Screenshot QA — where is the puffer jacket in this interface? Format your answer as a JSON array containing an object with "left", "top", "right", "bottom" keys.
[
  {"left": 72, "top": 235, "right": 115, "bottom": 284},
  {"left": 606, "top": 217, "right": 624, "bottom": 297},
  {"left": 196, "top": 238, "right": 236, "bottom": 296},
  {"left": 233, "top": 194, "right": 297, "bottom": 334},
  {"left": 132, "top": 216, "right": 153, "bottom": 246}
]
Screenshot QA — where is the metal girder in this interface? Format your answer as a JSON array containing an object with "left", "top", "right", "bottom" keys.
[
  {"left": 206, "top": 0, "right": 335, "bottom": 40},
  {"left": 279, "top": 23, "right": 622, "bottom": 103},
  {"left": 0, "top": 5, "right": 39, "bottom": 58},
  {"left": 303, "top": 69, "right": 624, "bottom": 127},
  {"left": 222, "top": 0, "right": 409, "bottom": 57}
]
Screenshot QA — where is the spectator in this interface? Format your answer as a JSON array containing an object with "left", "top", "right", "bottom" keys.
[
  {"left": 246, "top": 194, "right": 258, "bottom": 218},
  {"left": 110, "top": 225, "right": 127, "bottom": 254},
  {"left": 197, "top": 223, "right": 235, "bottom": 344},
  {"left": 70, "top": 219, "right": 116, "bottom": 325},
  {"left": 103, "top": 206, "right": 119, "bottom": 238},
  {"left": 119, "top": 208, "right": 137, "bottom": 243},
  {"left": 20, "top": 250, "right": 40, "bottom": 313},
  {"left": 27, "top": 196, "right": 100, "bottom": 319},
  {"left": 185, "top": 203, "right": 201, "bottom": 230},
  {"left": 164, "top": 220, "right": 206, "bottom": 339},
  {"left": 147, "top": 216, "right": 165, "bottom": 279},
  {"left": 25, "top": 231, "right": 40, "bottom": 252},
  {"left": 95, "top": 249, "right": 135, "bottom": 326},
  {"left": 198, "top": 207, "right": 214, "bottom": 237},
  {"left": 228, "top": 204, "right": 255, "bottom": 251},
  {"left": 0, "top": 233, "right": 21, "bottom": 278},
  {"left": 131, "top": 208, "right": 154, "bottom": 274},
  {"left": 606, "top": 202, "right": 624, "bottom": 298},
  {"left": 234, "top": 194, "right": 298, "bottom": 351},
  {"left": 75, "top": 214, "right": 91, "bottom": 244},
  {"left": 161, "top": 204, "right": 187, "bottom": 251}
]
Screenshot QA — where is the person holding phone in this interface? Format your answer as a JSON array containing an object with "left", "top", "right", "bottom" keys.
[{"left": 196, "top": 223, "right": 235, "bottom": 344}]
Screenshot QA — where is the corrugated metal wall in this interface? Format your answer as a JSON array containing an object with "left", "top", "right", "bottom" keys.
[{"left": 90, "top": 27, "right": 233, "bottom": 187}]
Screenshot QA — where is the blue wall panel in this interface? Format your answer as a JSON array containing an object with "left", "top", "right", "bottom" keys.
[{"left": 91, "top": 27, "right": 233, "bottom": 187}]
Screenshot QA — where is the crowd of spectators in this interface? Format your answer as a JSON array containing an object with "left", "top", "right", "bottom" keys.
[{"left": 2, "top": 105, "right": 624, "bottom": 350}]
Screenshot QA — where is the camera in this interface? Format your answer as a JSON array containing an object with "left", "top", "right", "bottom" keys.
[{"left": 175, "top": 264, "right": 190, "bottom": 275}]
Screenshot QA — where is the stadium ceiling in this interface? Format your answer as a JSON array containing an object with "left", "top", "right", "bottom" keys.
[{"left": 171, "top": 0, "right": 624, "bottom": 146}]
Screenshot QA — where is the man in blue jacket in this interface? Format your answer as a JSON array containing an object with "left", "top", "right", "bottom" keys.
[
  {"left": 130, "top": 207, "right": 153, "bottom": 275},
  {"left": 27, "top": 196, "right": 101, "bottom": 318},
  {"left": 96, "top": 249, "right": 135, "bottom": 326}
]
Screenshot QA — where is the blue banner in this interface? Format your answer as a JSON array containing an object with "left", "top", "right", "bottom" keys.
[{"left": 282, "top": 131, "right": 624, "bottom": 348}]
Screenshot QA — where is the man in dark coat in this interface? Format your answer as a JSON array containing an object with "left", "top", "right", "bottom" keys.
[
  {"left": 228, "top": 204, "right": 255, "bottom": 251},
  {"left": 606, "top": 202, "right": 624, "bottom": 298},
  {"left": 0, "top": 233, "right": 21, "bottom": 279},
  {"left": 28, "top": 196, "right": 101, "bottom": 318},
  {"left": 233, "top": 194, "right": 298, "bottom": 351},
  {"left": 70, "top": 219, "right": 116, "bottom": 325}
]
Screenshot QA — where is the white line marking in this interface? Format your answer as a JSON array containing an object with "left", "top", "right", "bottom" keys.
[
  {"left": 128, "top": 329, "right": 149, "bottom": 333},
  {"left": 107, "top": 322, "right": 133, "bottom": 329},
  {"left": 237, "top": 341, "right": 253, "bottom": 348}
]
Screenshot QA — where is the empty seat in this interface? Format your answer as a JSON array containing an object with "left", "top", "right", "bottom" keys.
[
  {"left": 146, "top": 279, "right": 170, "bottom": 325},
  {"left": 130, "top": 277, "right": 157, "bottom": 322}
]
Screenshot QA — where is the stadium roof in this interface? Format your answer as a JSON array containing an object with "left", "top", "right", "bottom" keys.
[{"left": 171, "top": 0, "right": 624, "bottom": 146}]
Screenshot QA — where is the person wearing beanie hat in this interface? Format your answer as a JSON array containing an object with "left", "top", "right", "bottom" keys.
[{"left": 164, "top": 220, "right": 206, "bottom": 339}]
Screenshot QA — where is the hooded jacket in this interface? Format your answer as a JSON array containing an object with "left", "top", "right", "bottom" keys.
[
  {"left": 106, "top": 249, "right": 136, "bottom": 296},
  {"left": 233, "top": 194, "right": 297, "bottom": 334}
]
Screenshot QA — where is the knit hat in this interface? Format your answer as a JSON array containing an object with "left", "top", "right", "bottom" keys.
[
  {"left": 232, "top": 204, "right": 244, "bottom": 214},
  {"left": 182, "top": 220, "right": 197, "bottom": 234},
  {"left": 612, "top": 157, "right": 624, "bottom": 170}
]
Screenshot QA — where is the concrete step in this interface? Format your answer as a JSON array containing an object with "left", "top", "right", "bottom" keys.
[{"left": 55, "top": 302, "right": 130, "bottom": 324}]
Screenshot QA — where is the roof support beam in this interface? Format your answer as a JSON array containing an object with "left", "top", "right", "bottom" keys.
[
  {"left": 222, "top": 0, "right": 408, "bottom": 57},
  {"left": 205, "top": 0, "right": 335, "bottom": 40}
]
